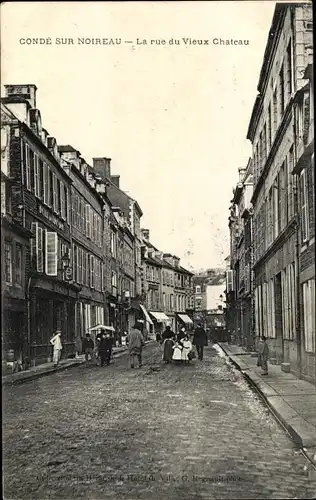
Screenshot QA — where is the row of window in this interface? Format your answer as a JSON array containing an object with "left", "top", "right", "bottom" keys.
[
  {"left": 71, "top": 190, "right": 102, "bottom": 247},
  {"left": 255, "top": 265, "right": 296, "bottom": 341},
  {"left": 146, "top": 265, "right": 160, "bottom": 283},
  {"left": 4, "top": 241, "right": 23, "bottom": 286},
  {"left": 31, "top": 223, "right": 63, "bottom": 276},
  {"left": 253, "top": 39, "right": 293, "bottom": 184},
  {"left": 76, "top": 302, "right": 105, "bottom": 335},
  {"left": 254, "top": 152, "right": 313, "bottom": 263},
  {"left": 72, "top": 244, "right": 103, "bottom": 291},
  {"left": 255, "top": 273, "right": 314, "bottom": 353},
  {"left": 23, "top": 141, "right": 70, "bottom": 221}
]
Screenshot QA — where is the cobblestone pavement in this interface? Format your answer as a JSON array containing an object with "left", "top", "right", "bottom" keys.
[{"left": 3, "top": 343, "right": 316, "bottom": 500}]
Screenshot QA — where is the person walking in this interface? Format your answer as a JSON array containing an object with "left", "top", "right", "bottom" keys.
[
  {"left": 193, "top": 323, "right": 208, "bottom": 360},
  {"left": 128, "top": 323, "right": 145, "bottom": 369},
  {"left": 98, "top": 332, "right": 113, "bottom": 367},
  {"left": 257, "top": 335, "right": 269, "bottom": 375},
  {"left": 50, "top": 331, "right": 62, "bottom": 367},
  {"left": 162, "top": 326, "right": 175, "bottom": 363},
  {"left": 82, "top": 333, "right": 94, "bottom": 363}
]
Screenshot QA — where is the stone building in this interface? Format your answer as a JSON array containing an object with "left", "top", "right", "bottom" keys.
[
  {"left": 1, "top": 102, "right": 33, "bottom": 368},
  {"left": 58, "top": 146, "right": 110, "bottom": 347},
  {"left": 140, "top": 230, "right": 168, "bottom": 335},
  {"left": 292, "top": 54, "right": 315, "bottom": 382},
  {"left": 92, "top": 157, "right": 143, "bottom": 333},
  {"left": 247, "top": 3, "right": 314, "bottom": 380},
  {"left": 2, "top": 85, "right": 80, "bottom": 364},
  {"left": 228, "top": 161, "right": 254, "bottom": 348}
]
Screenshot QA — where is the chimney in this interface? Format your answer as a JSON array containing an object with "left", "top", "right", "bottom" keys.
[
  {"left": 110, "top": 175, "right": 120, "bottom": 188},
  {"left": 93, "top": 157, "right": 111, "bottom": 181},
  {"left": 5, "top": 84, "right": 37, "bottom": 109},
  {"left": 141, "top": 229, "right": 150, "bottom": 240}
]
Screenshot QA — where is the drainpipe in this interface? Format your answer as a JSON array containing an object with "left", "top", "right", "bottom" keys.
[
  {"left": 293, "top": 103, "right": 302, "bottom": 379},
  {"left": 26, "top": 276, "right": 32, "bottom": 367}
]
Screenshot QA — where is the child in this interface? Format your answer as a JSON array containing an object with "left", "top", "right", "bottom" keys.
[
  {"left": 99, "top": 332, "right": 113, "bottom": 367},
  {"left": 181, "top": 335, "right": 193, "bottom": 364},
  {"left": 257, "top": 336, "right": 269, "bottom": 375}
]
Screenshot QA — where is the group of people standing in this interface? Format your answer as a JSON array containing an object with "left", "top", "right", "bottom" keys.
[{"left": 159, "top": 323, "right": 208, "bottom": 364}]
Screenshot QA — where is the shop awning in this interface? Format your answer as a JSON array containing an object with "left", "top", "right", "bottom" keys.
[
  {"left": 150, "top": 311, "right": 170, "bottom": 322},
  {"left": 139, "top": 305, "right": 153, "bottom": 325},
  {"left": 177, "top": 314, "right": 193, "bottom": 325}
]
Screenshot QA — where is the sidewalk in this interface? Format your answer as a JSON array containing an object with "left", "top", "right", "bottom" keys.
[
  {"left": 2, "top": 343, "right": 141, "bottom": 387},
  {"left": 217, "top": 342, "right": 316, "bottom": 464}
]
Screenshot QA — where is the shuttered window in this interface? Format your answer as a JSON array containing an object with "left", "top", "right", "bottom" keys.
[
  {"left": 85, "top": 205, "right": 91, "bottom": 238},
  {"left": 34, "top": 154, "right": 40, "bottom": 197},
  {"left": 43, "top": 163, "right": 48, "bottom": 204},
  {"left": 303, "top": 279, "right": 315, "bottom": 353},
  {"left": 31, "top": 222, "right": 44, "bottom": 272},
  {"left": 25, "top": 144, "right": 31, "bottom": 190},
  {"left": 45, "top": 232, "right": 58, "bottom": 276},
  {"left": 300, "top": 169, "right": 309, "bottom": 242},
  {"left": 90, "top": 255, "right": 94, "bottom": 288},
  {"left": 60, "top": 183, "right": 66, "bottom": 219}
]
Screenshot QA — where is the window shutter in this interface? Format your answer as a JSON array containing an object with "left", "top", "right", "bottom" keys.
[
  {"left": 90, "top": 255, "right": 94, "bottom": 288},
  {"left": 37, "top": 226, "right": 43, "bottom": 272},
  {"left": 85, "top": 205, "right": 90, "bottom": 237},
  {"left": 45, "top": 232, "right": 58, "bottom": 276},
  {"left": 31, "top": 222, "right": 38, "bottom": 268},
  {"left": 226, "top": 270, "right": 234, "bottom": 292},
  {"left": 60, "top": 183, "right": 65, "bottom": 219},
  {"left": 76, "top": 247, "right": 79, "bottom": 283},
  {"left": 52, "top": 174, "right": 57, "bottom": 212}
]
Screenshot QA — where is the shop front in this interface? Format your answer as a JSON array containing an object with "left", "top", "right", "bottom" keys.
[{"left": 29, "top": 278, "right": 79, "bottom": 365}]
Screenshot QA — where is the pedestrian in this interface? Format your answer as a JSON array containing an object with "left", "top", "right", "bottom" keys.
[
  {"left": 161, "top": 326, "right": 175, "bottom": 363},
  {"left": 181, "top": 334, "right": 193, "bottom": 364},
  {"left": 257, "top": 335, "right": 269, "bottom": 375},
  {"left": 156, "top": 331, "right": 162, "bottom": 343},
  {"left": 50, "top": 331, "right": 62, "bottom": 367},
  {"left": 82, "top": 333, "right": 94, "bottom": 363},
  {"left": 177, "top": 327, "right": 186, "bottom": 343},
  {"left": 128, "top": 323, "right": 145, "bottom": 369},
  {"left": 98, "top": 332, "right": 114, "bottom": 367},
  {"left": 192, "top": 323, "right": 208, "bottom": 360}
]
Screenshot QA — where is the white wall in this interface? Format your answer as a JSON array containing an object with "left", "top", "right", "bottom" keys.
[{"left": 206, "top": 283, "right": 226, "bottom": 311}]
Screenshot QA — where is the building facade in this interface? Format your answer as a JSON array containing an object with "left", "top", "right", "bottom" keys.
[
  {"left": 247, "top": 4, "right": 314, "bottom": 381},
  {"left": 58, "top": 146, "right": 110, "bottom": 349},
  {"left": 227, "top": 162, "right": 254, "bottom": 348},
  {"left": 1, "top": 102, "right": 32, "bottom": 368},
  {"left": 292, "top": 55, "right": 315, "bottom": 382},
  {"left": 2, "top": 85, "right": 80, "bottom": 365}
]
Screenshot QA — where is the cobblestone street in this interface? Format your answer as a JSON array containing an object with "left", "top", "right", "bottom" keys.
[{"left": 3, "top": 343, "right": 316, "bottom": 500}]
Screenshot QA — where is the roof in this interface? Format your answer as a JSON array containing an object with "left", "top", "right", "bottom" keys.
[
  {"left": 246, "top": 4, "right": 287, "bottom": 142},
  {"left": 58, "top": 145, "right": 80, "bottom": 154},
  {"left": 145, "top": 256, "right": 163, "bottom": 267}
]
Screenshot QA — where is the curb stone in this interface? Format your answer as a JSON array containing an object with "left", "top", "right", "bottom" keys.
[
  {"left": 217, "top": 343, "right": 316, "bottom": 452},
  {"left": 2, "top": 341, "right": 153, "bottom": 387}
]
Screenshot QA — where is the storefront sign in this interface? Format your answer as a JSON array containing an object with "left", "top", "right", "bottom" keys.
[{"left": 38, "top": 204, "right": 65, "bottom": 230}]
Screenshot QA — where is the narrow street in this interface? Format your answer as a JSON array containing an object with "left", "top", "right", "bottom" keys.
[{"left": 3, "top": 343, "right": 316, "bottom": 500}]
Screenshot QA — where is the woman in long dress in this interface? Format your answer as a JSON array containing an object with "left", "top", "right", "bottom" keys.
[{"left": 161, "top": 326, "right": 175, "bottom": 363}]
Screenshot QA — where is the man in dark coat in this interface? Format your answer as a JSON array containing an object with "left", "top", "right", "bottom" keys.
[
  {"left": 98, "top": 332, "right": 113, "bottom": 366},
  {"left": 193, "top": 323, "right": 208, "bottom": 360}
]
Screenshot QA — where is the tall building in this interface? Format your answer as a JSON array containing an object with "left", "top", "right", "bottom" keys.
[
  {"left": 227, "top": 161, "right": 254, "bottom": 348},
  {"left": 2, "top": 85, "right": 80, "bottom": 364},
  {"left": 1, "top": 102, "right": 33, "bottom": 367},
  {"left": 246, "top": 3, "right": 314, "bottom": 381},
  {"left": 58, "top": 146, "right": 111, "bottom": 347}
]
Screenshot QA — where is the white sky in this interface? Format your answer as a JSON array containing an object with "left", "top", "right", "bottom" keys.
[{"left": 1, "top": 1, "right": 277, "bottom": 271}]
